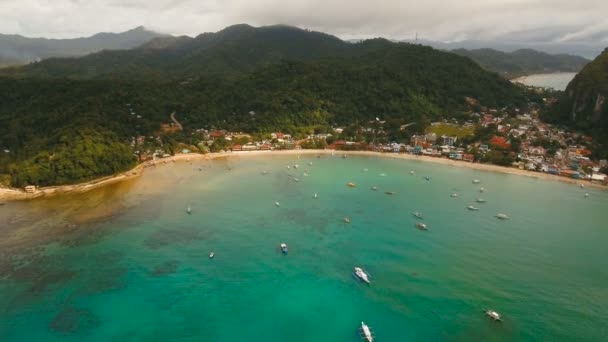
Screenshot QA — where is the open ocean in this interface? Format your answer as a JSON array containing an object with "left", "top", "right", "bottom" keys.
[{"left": 1, "top": 154, "right": 607, "bottom": 341}]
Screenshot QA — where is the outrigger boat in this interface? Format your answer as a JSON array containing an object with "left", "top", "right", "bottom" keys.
[
  {"left": 354, "top": 267, "right": 371, "bottom": 284},
  {"left": 359, "top": 322, "right": 374, "bottom": 342},
  {"left": 485, "top": 310, "right": 502, "bottom": 322},
  {"left": 280, "top": 243, "right": 288, "bottom": 254}
]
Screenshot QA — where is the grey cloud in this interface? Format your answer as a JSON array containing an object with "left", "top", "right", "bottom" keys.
[{"left": 0, "top": 0, "right": 606, "bottom": 44}]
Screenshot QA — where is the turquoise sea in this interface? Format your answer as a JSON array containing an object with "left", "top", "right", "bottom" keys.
[{"left": 1, "top": 154, "right": 607, "bottom": 341}]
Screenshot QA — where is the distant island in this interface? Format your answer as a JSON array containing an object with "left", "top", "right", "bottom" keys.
[{"left": 0, "top": 24, "right": 606, "bottom": 190}]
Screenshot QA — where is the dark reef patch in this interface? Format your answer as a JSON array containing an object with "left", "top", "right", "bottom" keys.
[
  {"left": 150, "top": 260, "right": 180, "bottom": 276},
  {"left": 143, "top": 226, "right": 206, "bottom": 249},
  {"left": 48, "top": 306, "right": 100, "bottom": 334}
]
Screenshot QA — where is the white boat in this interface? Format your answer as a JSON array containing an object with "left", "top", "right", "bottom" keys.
[
  {"left": 451, "top": 193, "right": 459, "bottom": 198},
  {"left": 410, "top": 170, "right": 415, "bottom": 175},
  {"left": 379, "top": 173, "right": 386, "bottom": 177},
  {"left": 344, "top": 217, "right": 351, "bottom": 224},
  {"left": 495, "top": 213, "right": 510, "bottom": 220},
  {"left": 293, "top": 178, "right": 300, "bottom": 182},
  {"left": 359, "top": 321, "right": 374, "bottom": 341},
  {"left": 467, "top": 205, "right": 480, "bottom": 211},
  {"left": 354, "top": 267, "right": 370, "bottom": 284},
  {"left": 476, "top": 198, "right": 487, "bottom": 203},
  {"left": 412, "top": 212, "right": 423, "bottom": 219},
  {"left": 303, "top": 172, "right": 308, "bottom": 177},
  {"left": 309, "top": 162, "right": 313, "bottom": 166},
  {"left": 187, "top": 206, "right": 192, "bottom": 214},
  {"left": 347, "top": 182, "right": 357, "bottom": 188},
  {"left": 314, "top": 193, "right": 318, "bottom": 199},
  {"left": 275, "top": 201, "right": 280, "bottom": 207},
  {"left": 280, "top": 243, "right": 288, "bottom": 254},
  {"left": 485, "top": 310, "right": 502, "bottom": 321},
  {"left": 363, "top": 168, "right": 369, "bottom": 172},
  {"left": 579, "top": 183, "right": 585, "bottom": 188},
  {"left": 371, "top": 186, "right": 378, "bottom": 191},
  {"left": 287, "top": 165, "right": 290, "bottom": 169},
  {"left": 479, "top": 187, "right": 485, "bottom": 192},
  {"left": 385, "top": 191, "right": 396, "bottom": 195},
  {"left": 416, "top": 222, "right": 429, "bottom": 230},
  {"left": 584, "top": 193, "right": 589, "bottom": 198},
  {"left": 294, "top": 164, "right": 299, "bottom": 169},
  {"left": 209, "top": 252, "right": 215, "bottom": 259},
  {"left": 473, "top": 179, "right": 481, "bottom": 184}
]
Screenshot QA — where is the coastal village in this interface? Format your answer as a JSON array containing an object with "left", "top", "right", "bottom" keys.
[{"left": 130, "top": 102, "right": 608, "bottom": 187}]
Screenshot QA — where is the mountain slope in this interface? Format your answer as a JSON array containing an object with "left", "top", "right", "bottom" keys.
[
  {"left": 0, "top": 25, "right": 528, "bottom": 186},
  {"left": 452, "top": 48, "right": 589, "bottom": 78},
  {"left": 0, "top": 26, "right": 167, "bottom": 66},
  {"left": 544, "top": 48, "right": 608, "bottom": 157}
]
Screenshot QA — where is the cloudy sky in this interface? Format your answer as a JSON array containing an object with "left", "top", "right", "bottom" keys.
[{"left": 0, "top": 0, "right": 607, "bottom": 43}]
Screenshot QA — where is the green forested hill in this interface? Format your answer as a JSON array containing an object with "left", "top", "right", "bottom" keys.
[
  {"left": 543, "top": 48, "right": 608, "bottom": 158},
  {"left": 452, "top": 48, "right": 589, "bottom": 78},
  {"left": 0, "top": 25, "right": 528, "bottom": 187}
]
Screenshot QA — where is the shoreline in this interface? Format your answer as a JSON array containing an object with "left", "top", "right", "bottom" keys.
[{"left": 1, "top": 149, "right": 605, "bottom": 202}]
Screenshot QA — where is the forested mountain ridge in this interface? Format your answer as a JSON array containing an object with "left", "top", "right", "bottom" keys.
[
  {"left": 0, "top": 26, "right": 166, "bottom": 67},
  {"left": 452, "top": 48, "right": 589, "bottom": 78},
  {"left": 544, "top": 48, "right": 608, "bottom": 158},
  {"left": 0, "top": 25, "right": 529, "bottom": 187}
]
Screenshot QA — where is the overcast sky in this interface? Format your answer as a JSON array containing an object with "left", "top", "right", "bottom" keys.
[{"left": 0, "top": 0, "right": 607, "bottom": 43}]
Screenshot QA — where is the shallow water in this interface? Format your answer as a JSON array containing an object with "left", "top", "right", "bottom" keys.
[
  {"left": 1, "top": 154, "right": 607, "bottom": 341},
  {"left": 512, "top": 73, "right": 577, "bottom": 91}
]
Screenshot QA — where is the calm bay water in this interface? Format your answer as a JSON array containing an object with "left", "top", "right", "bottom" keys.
[
  {"left": 512, "top": 72, "right": 577, "bottom": 91},
  {"left": 1, "top": 154, "right": 607, "bottom": 341}
]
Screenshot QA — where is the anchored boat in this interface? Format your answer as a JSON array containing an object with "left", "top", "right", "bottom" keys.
[
  {"left": 354, "top": 267, "right": 370, "bottom": 284},
  {"left": 495, "top": 213, "right": 510, "bottom": 220},
  {"left": 416, "top": 222, "right": 429, "bottom": 230},
  {"left": 412, "top": 211, "right": 423, "bottom": 219},
  {"left": 344, "top": 217, "right": 351, "bottom": 224},
  {"left": 280, "top": 243, "right": 288, "bottom": 254},
  {"left": 209, "top": 252, "right": 215, "bottom": 259},
  {"left": 347, "top": 182, "right": 357, "bottom": 188},
  {"left": 485, "top": 310, "right": 502, "bottom": 321},
  {"left": 467, "top": 205, "right": 480, "bottom": 211}
]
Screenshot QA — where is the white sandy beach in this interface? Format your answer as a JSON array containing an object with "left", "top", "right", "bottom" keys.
[{"left": 0, "top": 149, "right": 605, "bottom": 202}]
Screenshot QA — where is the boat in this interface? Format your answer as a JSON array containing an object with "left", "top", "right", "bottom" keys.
[
  {"left": 410, "top": 170, "right": 415, "bottom": 175},
  {"left": 371, "top": 186, "right": 378, "bottom": 191},
  {"left": 293, "top": 178, "right": 300, "bottom": 182},
  {"left": 354, "top": 267, "right": 370, "bottom": 284},
  {"left": 473, "top": 179, "right": 481, "bottom": 184},
  {"left": 451, "top": 193, "right": 459, "bottom": 198},
  {"left": 344, "top": 217, "right": 351, "bottom": 224},
  {"left": 209, "top": 252, "right": 215, "bottom": 259},
  {"left": 261, "top": 170, "right": 268, "bottom": 175},
  {"left": 187, "top": 206, "right": 192, "bottom": 214},
  {"left": 385, "top": 191, "right": 396, "bottom": 195},
  {"left": 584, "top": 193, "right": 589, "bottom": 198},
  {"left": 287, "top": 165, "right": 290, "bottom": 169},
  {"left": 342, "top": 154, "right": 347, "bottom": 159},
  {"left": 275, "top": 201, "right": 280, "bottom": 207},
  {"left": 476, "top": 198, "right": 486, "bottom": 203},
  {"left": 280, "top": 243, "right": 288, "bottom": 254},
  {"left": 495, "top": 213, "right": 510, "bottom": 220},
  {"left": 579, "top": 183, "right": 585, "bottom": 188},
  {"left": 424, "top": 176, "right": 431, "bottom": 181},
  {"left": 467, "top": 205, "right": 480, "bottom": 211},
  {"left": 379, "top": 173, "right": 386, "bottom": 177},
  {"left": 309, "top": 162, "right": 313, "bottom": 166},
  {"left": 363, "top": 168, "right": 369, "bottom": 172},
  {"left": 416, "top": 222, "right": 429, "bottom": 230},
  {"left": 303, "top": 172, "right": 309, "bottom": 177},
  {"left": 294, "top": 164, "right": 299, "bottom": 169},
  {"left": 479, "top": 187, "right": 485, "bottom": 192},
  {"left": 314, "top": 193, "right": 318, "bottom": 199},
  {"left": 412, "top": 212, "right": 423, "bottom": 219},
  {"left": 359, "top": 321, "right": 374, "bottom": 342},
  {"left": 485, "top": 310, "right": 502, "bottom": 321},
  {"left": 347, "top": 182, "right": 357, "bottom": 188}
]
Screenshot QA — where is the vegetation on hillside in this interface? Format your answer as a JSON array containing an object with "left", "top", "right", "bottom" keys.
[{"left": 0, "top": 25, "right": 530, "bottom": 187}]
